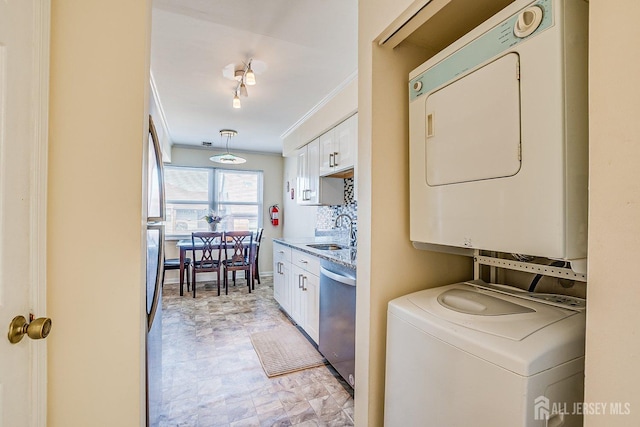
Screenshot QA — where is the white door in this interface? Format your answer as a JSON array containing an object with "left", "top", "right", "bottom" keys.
[{"left": 0, "top": 1, "right": 49, "bottom": 426}]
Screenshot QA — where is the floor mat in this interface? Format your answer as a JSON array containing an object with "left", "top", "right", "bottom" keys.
[{"left": 250, "top": 324, "right": 326, "bottom": 377}]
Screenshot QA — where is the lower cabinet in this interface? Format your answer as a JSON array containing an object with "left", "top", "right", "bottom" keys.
[
  {"left": 290, "top": 264, "right": 307, "bottom": 328},
  {"left": 302, "top": 271, "right": 320, "bottom": 344},
  {"left": 273, "top": 243, "right": 291, "bottom": 313},
  {"left": 273, "top": 242, "right": 320, "bottom": 344}
]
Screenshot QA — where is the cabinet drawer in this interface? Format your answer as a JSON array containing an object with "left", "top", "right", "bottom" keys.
[
  {"left": 273, "top": 242, "right": 291, "bottom": 263},
  {"left": 292, "top": 249, "right": 320, "bottom": 276}
]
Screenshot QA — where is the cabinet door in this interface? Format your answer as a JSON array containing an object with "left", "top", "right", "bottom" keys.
[
  {"left": 273, "top": 261, "right": 287, "bottom": 311},
  {"left": 290, "top": 264, "right": 307, "bottom": 328},
  {"left": 296, "top": 146, "right": 309, "bottom": 204},
  {"left": 319, "top": 130, "right": 335, "bottom": 176},
  {"left": 334, "top": 114, "right": 357, "bottom": 174},
  {"left": 306, "top": 138, "right": 320, "bottom": 204},
  {"left": 280, "top": 263, "right": 291, "bottom": 314},
  {"left": 273, "top": 243, "right": 292, "bottom": 313},
  {"left": 303, "top": 272, "right": 320, "bottom": 344}
]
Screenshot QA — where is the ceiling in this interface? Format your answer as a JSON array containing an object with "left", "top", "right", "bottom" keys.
[{"left": 150, "top": 0, "right": 358, "bottom": 155}]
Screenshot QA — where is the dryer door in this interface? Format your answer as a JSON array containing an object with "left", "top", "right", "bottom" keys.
[{"left": 425, "top": 53, "right": 521, "bottom": 186}]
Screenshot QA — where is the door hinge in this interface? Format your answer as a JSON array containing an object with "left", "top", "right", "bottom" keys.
[{"left": 516, "top": 61, "right": 521, "bottom": 80}]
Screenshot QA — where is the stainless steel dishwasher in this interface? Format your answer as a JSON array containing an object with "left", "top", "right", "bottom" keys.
[{"left": 318, "top": 261, "right": 356, "bottom": 388}]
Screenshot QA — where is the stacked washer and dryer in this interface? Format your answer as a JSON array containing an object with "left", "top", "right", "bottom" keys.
[{"left": 385, "top": 0, "right": 589, "bottom": 426}]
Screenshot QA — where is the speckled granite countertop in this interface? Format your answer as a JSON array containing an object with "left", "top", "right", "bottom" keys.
[{"left": 272, "top": 237, "right": 357, "bottom": 270}]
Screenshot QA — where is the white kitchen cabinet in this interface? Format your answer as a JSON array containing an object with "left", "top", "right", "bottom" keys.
[
  {"left": 296, "top": 143, "right": 309, "bottom": 204},
  {"left": 291, "top": 249, "right": 321, "bottom": 344},
  {"left": 273, "top": 242, "right": 291, "bottom": 313},
  {"left": 273, "top": 242, "right": 322, "bottom": 344},
  {"left": 319, "top": 113, "right": 357, "bottom": 176},
  {"left": 296, "top": 138, "right": 343, "bottom": 206},
  {"left": 290, "top": 263, "right": 307, "bottom": 329},
  {"left": 302, "top": 271, "right": 320, "bottom": 344}
]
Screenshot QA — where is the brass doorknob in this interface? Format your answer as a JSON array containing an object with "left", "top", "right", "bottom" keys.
[{"left": 8, "top": 315, "right": 52, "bottom": 344}]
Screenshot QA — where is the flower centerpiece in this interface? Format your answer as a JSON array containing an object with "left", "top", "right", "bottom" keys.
[{"left": 202, "top": 210, "right": 222, "bottom": 231}]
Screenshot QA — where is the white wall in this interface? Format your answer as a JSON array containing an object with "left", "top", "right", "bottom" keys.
[
  {"left": 282, "top": 77, "right": 357, "bottom": 157},
  {"left": 584, "top": 1, "right": 640, "bottom": 425},
  {"left": 281, "top": 76, "right": 358, "bottom": 238},
  {"left": 356, "top": 1, "right": 514, "bottom": 425},
  {"left": 163, "top": 146, "right": 284, "bottom": 278}
]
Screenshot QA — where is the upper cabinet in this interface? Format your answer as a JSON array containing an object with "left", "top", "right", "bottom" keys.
[
  {"left": 297, "top": 139, "right": 343, "bottom": 206},
  {"left": 319, "top": 114, "right": 358, "bottom": 177}
]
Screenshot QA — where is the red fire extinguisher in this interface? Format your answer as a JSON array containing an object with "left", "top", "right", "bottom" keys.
[{"left": 269, "top": 205, "right": 279, "bottom": 226}]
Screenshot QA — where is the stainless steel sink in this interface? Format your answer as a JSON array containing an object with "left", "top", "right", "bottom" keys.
[{"left": 306, "top": 243, "right": 346, "bottom": 251}]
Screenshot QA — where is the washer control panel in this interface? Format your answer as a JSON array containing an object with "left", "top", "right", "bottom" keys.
[
  {"left": 528, "top": 293, "right": 586, "bottom": 311},
  {"left": 470, "top": 281, "right": 586, "bottom": 312}
]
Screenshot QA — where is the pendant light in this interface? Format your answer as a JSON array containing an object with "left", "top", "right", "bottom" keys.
[
  {"left": 245, "top": 60, "right": 256, "bottom": 86},
  {"left": 209, "top": 129, "right": 246, "bottom": 164}
]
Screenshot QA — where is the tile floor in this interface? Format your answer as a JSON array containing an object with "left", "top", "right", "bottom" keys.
[{"left": 159, "top": 275, "right": 355, "bottom": 427}]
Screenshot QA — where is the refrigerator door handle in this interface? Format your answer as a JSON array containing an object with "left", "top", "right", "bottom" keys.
[{"left": 147, "top": 224, "right": 165, "bottom": 332}]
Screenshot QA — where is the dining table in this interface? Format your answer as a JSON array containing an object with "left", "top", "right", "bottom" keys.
[{"left": 175, "top": 237, "right": 256, "bottom": 296}]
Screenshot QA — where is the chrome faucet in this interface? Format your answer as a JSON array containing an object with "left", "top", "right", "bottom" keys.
[{"left": 335, "top": 213, "right": 357, "bottom": 247}]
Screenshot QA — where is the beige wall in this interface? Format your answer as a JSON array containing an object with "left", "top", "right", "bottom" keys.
[
  {"left": 44, "top": 0, "right": 640, "bottom": 425},
  {"left": 47, "top": 0, "right": 151, "bottom": 426},
  {"left": 584, "top": 1, "right": 640, "bottom": 425},
  {"left": 356, "top": 1, "right": 476, "bottom": 425},
  {"left": 163, "top": 146, "right": 283, "bottom": 278},
  {"left": 359, "top": 1, "right": 640, "bottom": 426}
]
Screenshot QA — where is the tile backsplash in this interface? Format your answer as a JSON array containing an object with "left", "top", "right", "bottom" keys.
[{"left": 316, "top": 178, "right": 357, "bottom": 244}]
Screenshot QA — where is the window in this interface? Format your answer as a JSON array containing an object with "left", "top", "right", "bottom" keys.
[{"left": 164, "top": 166, "right": 263, "bottom": 236}]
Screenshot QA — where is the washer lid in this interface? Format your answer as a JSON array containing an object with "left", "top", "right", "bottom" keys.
[
  {"left": 437, "top": 288, "right": 535, "bottom": 316},
  {"left": 408, "top": 283, "right": 576, "bottom": 341}
]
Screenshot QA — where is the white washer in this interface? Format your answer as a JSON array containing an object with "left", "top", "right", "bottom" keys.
[{"left": 384, "top": 281, "right": 586, "bottom": 427}]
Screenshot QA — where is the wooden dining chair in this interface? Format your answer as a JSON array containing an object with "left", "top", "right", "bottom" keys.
[
  {"left": 163, "top": 256, "right": 191, "bottom": 290},
  {"left": 222, "top": 230, "right": 254, "bottom": 294},
  {"left": 191, "top": 231, "right": 223, "bottom": 298}
]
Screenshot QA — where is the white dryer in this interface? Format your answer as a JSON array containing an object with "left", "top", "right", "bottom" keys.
[
  {"left": 384, "top": 281, "right": 586, "bottom": 427},
  {"left": 409, "top": 0, "right": 589, "bottom": 261}
]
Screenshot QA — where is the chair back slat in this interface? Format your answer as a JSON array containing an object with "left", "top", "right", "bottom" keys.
[
  {"left": 192, "top": 231, "right": 223, "bottom": 271},
  {"left": 223, "top": 231, "right": 253, "bottom": 266}
]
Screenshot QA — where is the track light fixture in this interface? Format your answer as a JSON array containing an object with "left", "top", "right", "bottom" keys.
[{"left": 231, "top": 59, "right": 257, "bottom": 109}]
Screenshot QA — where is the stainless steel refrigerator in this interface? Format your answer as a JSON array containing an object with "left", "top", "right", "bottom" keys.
[{"left": 146, "top": 115, "right": 165, "bottom": 426}]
